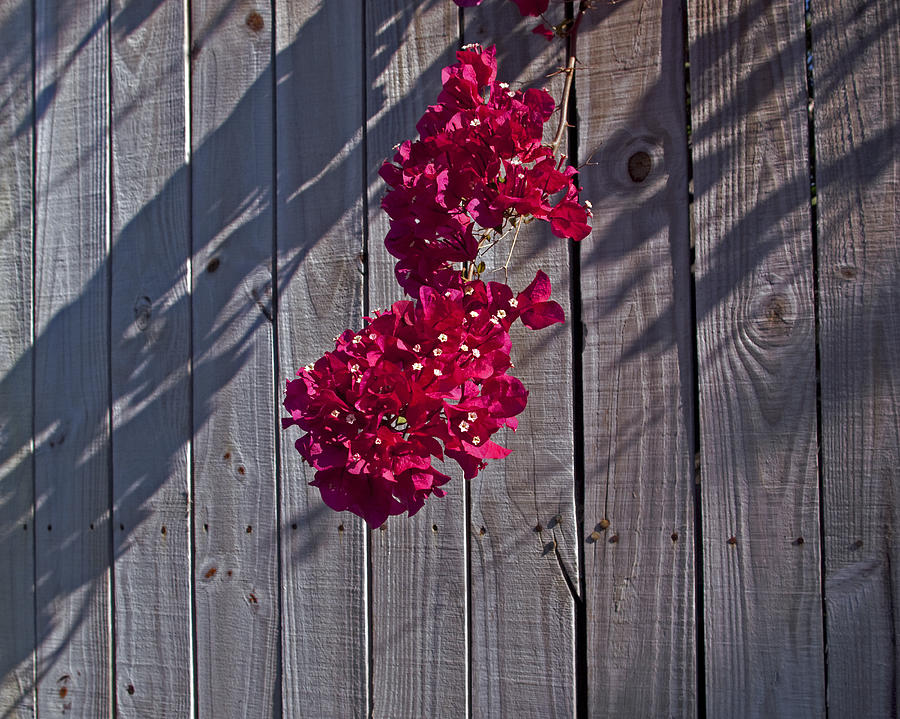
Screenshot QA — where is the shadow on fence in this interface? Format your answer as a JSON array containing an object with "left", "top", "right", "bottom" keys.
[{"left": 0, "top": 0, "right": 897, "bottom": 714}]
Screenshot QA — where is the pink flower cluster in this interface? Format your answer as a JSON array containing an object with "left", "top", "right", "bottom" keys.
[
  {"left": 379, "top": 45, "right": 590, "bottom": 297},
  {"left": 284, "top": 44, "right": 589, "bottom": 527},
  {"left": 283, "top": 272, "right": 564, "bottom": 528}
]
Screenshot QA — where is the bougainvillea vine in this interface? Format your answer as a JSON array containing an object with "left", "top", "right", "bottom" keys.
[{"left": 283, "top": 23, "right": 591, "bottom": 528}]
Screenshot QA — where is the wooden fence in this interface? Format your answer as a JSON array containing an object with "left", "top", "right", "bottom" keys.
[{"left": 0, "top": 0, "right": 897, "bottom": 716}]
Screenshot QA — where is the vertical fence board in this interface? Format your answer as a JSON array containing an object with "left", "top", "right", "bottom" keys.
[
  {"left": 464, "top": 3, "right": 577, "bottom": 716},
  {"left": 812, "top": 0, "right": 900, "bottom": 714},
  {"left": 33, "top": 2, "right": 111, "bottom": 716},
  {"left": 577, "top": 1, "right": 696, "bottom": 716},
  {"left": 365, "top": 2, "right": 466, "bottom": 717},
  {"left": 109, "top": 0, "right": 192, "bottom": 715},
  {"left": 275, "top": 1, "right": 367, "bottom": 715},
  {"left": 190, "top": 2, "right": 278, "bottom": 716},
  {"left": 0, "top": 0, "right": 35, "bottom": 716},
  {"left": 688, "top": 0, "right": 824, "bottom": 715}
]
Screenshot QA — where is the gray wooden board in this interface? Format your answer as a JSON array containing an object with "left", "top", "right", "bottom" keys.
[
  {"left": 463, "top": 2, "right": 577, "bottom": 716},
  {"left": 688, "top": 0, "right": 825, "bottom": 715},
  {"left": 811, "top": 0, "right": 900, "bottom": 714},
  {"left": 576, "top": 1, "right": 697, "bottom": 716},
  {"left": 190, "top": 2, "right": 278, "bottom": 716},
  {"left": 365, "top": 2, "right": 468, "bottom": 717},
  {"left": 33, "top": 2, "right": 112, "bottom": 716},
  {"left": 0, "top": 0, "right": 34, "bottom": 716},
  {"left": 275, "top": 1, "right": 367, "bottom": 715},
  {"left": 109, "top": 0, "right": 192, "bottom": 715}
]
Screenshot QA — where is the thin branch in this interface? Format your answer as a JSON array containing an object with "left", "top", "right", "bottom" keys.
[{"left": 551, "top": 54, "right": 577, "bottom": 153}]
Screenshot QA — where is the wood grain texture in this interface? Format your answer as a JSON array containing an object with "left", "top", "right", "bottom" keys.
[
  {"left": 464, "top": 3, "right": 577, "bottom": 716},
  {"left": 0, "top": 0, "right": 35, "bottom": 716},
  {"left": 365, "top": 2, "right": 467, "bottom": 717},
  {"left": 275, "top": 1, "right": 367, "bottom": 715},
  {"left": 33, "top": 2, "right": 112, "bottom": 716},
  {"left": 576, "top": 1, "right": 696, "bottom": 716},
  {"left": 190, "top": 2, "right": 278, "bottom": 716},
  {"left": 811, "top": 0, "right": 900, "bottom": 714},
  {"left": 688, "top": 0, "right": 825, "bottom": 715},
  {"left": 109, "top": 0, "right": 192, "bottom": 715}
]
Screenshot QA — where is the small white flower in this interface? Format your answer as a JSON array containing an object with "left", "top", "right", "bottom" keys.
[
  {"left": 304, "top": 364, "right": 314, "bottom": 371},
  {"left": 374, "top": 438, "right": 382, "bottom": 445},
  {"left": 352, "top": 335, "right": 362, "bottom": 344},
  {"left": 460, "top": 344, "right": 469, "bottom": 352},
  {"left": 472, "top": 348, "right": 481, "bottom": 358},
  {"left": 438, "top": 333, "right": 448, "bottom": 343},
  {"left": 490, "top": 316, "right": 500, "bottom": 325},
  {"left": 413, "top": 343, "right": 421, "bottom": 352},
  {"left": 464, "top": 287, "right": 474, "bottom": 295},
  {"left": 350, "top": 364, "right": 360, "bottom": 373},
  {"left": 346, "top": 414, "right": 356, "bottom": 424},
  {"left": 509, "top": 298, "right": 518, "bottom": 308},
  {"left": 433, "top": 368, "right": 442, "bottom": 376},
  {"left": 499, "top": 82, "right": 509, "bottom": 89},
  {"left": 472, "top": 436, "right": 481, "bottom": 445},
  {"left": 467, "top": 411, "right": 478, "bottom": 421},
  {"left": 459, "top": 421, "right": 470, "bottom": 432},
  {"left": 496, "top": 309, "right": 507, "bottom": 319},
  {"left": 433, "top": 348, "right": 443, "bottom": 357},
  {"left": 330, "top": 409, "right": 340, "bottom": 418},
  {"left": 368, "top": 333, "right": 377, "bottom": 340},
  {"left": 470, "top": 117, "right": 482, "bottom": 127},
  {"left": 412, "top": 362, "right": 424, "bottom": 371},
  {"left": 469, "top": 310, "right": 479, "bottom": 318}
]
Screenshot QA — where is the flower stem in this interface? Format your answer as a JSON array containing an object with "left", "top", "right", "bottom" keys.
[{"left": 551, "top": 54, "right": 576, "bottom": 154}]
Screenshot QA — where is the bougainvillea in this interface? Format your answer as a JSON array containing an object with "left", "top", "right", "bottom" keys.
[
  {"left": 283, "top": 31, "right": 591, "bottom": 527},
  {"left": 283, "top": 272, "right": 564, "bottom": 528},
  {"left": 379, "top": 44, "right": 590, "bottom": 298}
]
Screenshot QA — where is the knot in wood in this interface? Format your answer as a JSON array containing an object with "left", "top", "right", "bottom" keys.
[{"left": 627, "top": 151, "right": 652, "bottom": 182}]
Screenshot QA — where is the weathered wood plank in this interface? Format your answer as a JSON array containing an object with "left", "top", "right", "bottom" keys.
[
  {"left": 688, "top": 0, "right": 824, "bottom": 715},
  {"left": 109, "top": 0, "right": 192, "bottom": 715},
  {"left": 811, "top": 0, "right": 900, "bottom": 714},
  {"left": 33, "top": 2, "right": 111, "bottom": 716},
  {"left": 190, "top": 2, "right": 278, "bottom": 716},
  {"left": 464, "top": 3, "right": 577, "bottom": 716},
  {"left": 0, "top": 0, "right": 35, "bottom": 716},
  {"left": 275, "top": 1, "right": 367, "bottom": 715},
  {"left": 576, "top": 1, "right": 696, "bottom": 715},
  {"left": 365, "top": 3, "right": 467, "bottom": 717}
]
